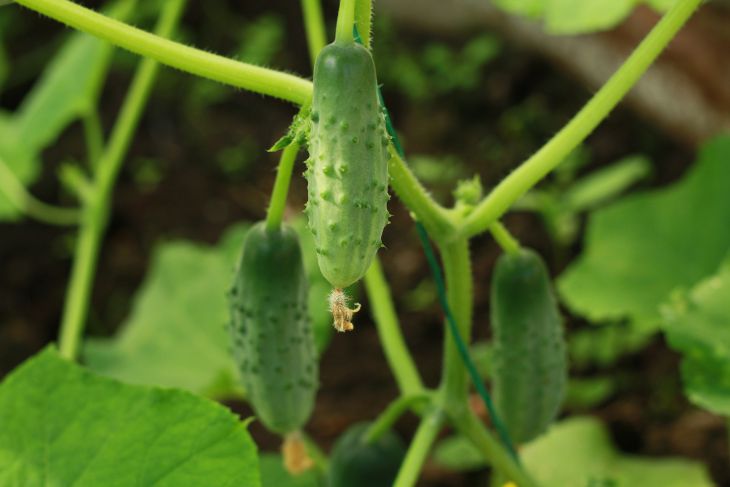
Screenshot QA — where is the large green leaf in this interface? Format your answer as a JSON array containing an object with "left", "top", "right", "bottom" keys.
[
  {"left": 559, "top": 136, "right": 730, "bottom": 331},
  {"left": 84, "top": 220, "right": 333, "bottom": 398},
  {"left": 0, "top": 0, "right": 132, "bottom": 220},
  {"left": 662, "top": 258, "right": 730, "bottom": 415},
  {"left": 521, "top": 417, "right": 713, "bottom": 486},
  {"left": 0, "top": 347, "right": 260, "bottom": 487},
  {"left": 84, "top": 225, "right": 249, "bottom": 398},
  {"left": 492, "top": 0, "right": 674, "bottom": 35}
]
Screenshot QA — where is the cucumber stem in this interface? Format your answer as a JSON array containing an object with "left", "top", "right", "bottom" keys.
[
  {"left": 265, "top": 142, "right": 299, "bottom": 231},
  {"left": 364, "top": 394, "right": 430, "bottom": 444},
  {"left": 335, "top": 0, "right": 356, "bottom": 44}
]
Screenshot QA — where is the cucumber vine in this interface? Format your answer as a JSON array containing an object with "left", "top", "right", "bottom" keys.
[{"left": 6, "top": 0, "right": 705, "bottom": 485}]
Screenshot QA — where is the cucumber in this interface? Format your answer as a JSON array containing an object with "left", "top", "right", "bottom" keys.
[
  {"left": 228, "top": 222, "right": 318, "bottom": 435},
  {"left": 328, "top": 422, "right": 405, "bottom": 487},
  {"left": 305, "top": 40, "right": 390, "bottom": 290},
  {"left": 490, "top": 248, "right": 567, "bottom": 444}
]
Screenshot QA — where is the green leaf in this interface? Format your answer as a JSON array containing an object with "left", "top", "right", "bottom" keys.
[
  {"left": 492, "top": 0, "right": 675, "bottom": 35},
  {"left": 521, "top": 417, "right": 713, "bottom": 486},
  {"left": 84, "top": 225, "right": 250, "bottom": 398},
  {"left": 259, "top": 454, "right": 319, "bottom": 487},
  {"left": 546, "top": 0, "right": 637, "bottom": 35},
  {"left": 0, "top": 347, "right": 260, "bottom": 487},
  {"left": 559, "top": 136, "right": 730, "bottom": 331},
  {"left": 662, "top": 258, "right": 730, "bottom": 415},
  {"left": 84, "top": 219, "right": 334, "bottom": 398},
  {"left": 14, "top": 0, "right": 133, "bottom": 154},
  {"left": 0, "top": 0, "right": 133, "bottom": 220},
  {"left": 564, "top": 155, "right": 651, "bottom": 213}
]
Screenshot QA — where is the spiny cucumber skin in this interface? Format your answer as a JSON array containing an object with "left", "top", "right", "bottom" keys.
[
  {"left": 228, "top": 222, "right": 318, "bottom": 435},
  {"left": 306, "top": 41, "right": 390, "bottom": 289},
  {"left": 490, "top": 249, "right": 567, "bottom": 444}
]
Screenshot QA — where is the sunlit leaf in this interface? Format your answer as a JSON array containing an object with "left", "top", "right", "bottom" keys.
[
  {"left": 559, "top": 136, "right": 730, "bottom": 331},
  {"left": 0, "top": 347, "right": 260, "bottom": 487}
]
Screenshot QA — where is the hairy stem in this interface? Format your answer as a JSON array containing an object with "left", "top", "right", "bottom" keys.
[
  {"left": 355, "top": 0, "right": 372, "bottom": 50},
  {"left": 461, "top": 0, "right": 703, "bottom": 238},
  {"left": 58, "top": 0, "right": 187, "bottom": 360},
  {"left": 364, "top": 258, "right": 424, "bottom": 396},
  {"left": 335, "top": 0, "right": 356, "bottom": 44},
  {"left": 14, "top": 0, "right": 311, "bottom": 105},
  {"left": 265, "top": 142, "right": 299, "bottom": 231},
  {"left": 393, "top": 409, "right": 444, "bottom": 487}
]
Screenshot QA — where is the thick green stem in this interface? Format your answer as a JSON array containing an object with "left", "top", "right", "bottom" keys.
[
  {"left": 355, "top": 0, "right": 372, "bottom": 50},
  {"left": 364, "top": 393, "right": 430, "bottom": 444},
  {"left": 437, "top": 238, "right": 473, "bottom": 409},
  {"left": 301, "top": 0, "right": 327, "bottom": 62},
  {"left": 0, "top": 156, "right": 80, "bottom": 226},
  {"left": 265, "top": 142, "right": 299, "bottom": 231},
  {"left": 393, "top": 409, "right": 444, "bottom": 487},
  {"left": 452, "top": 411, "right": 538, "bottom": 487},
  {"left": 388, "top": 147, "right": 454, "bottom": 241},
  {"left": 364, "top": 258, "right": 424, "bottom": 396},
  {"left": 461, "top": 0, "right": 703, "bottom": 238},
  {"left": 58, "top": 0, "right": 187, "bottom": 361},
  {"left": 335, "top": 0, "right": 356, "bottom": 44},
  {"left": 14, "top": 0, "right": 311, "bottom": 105}
]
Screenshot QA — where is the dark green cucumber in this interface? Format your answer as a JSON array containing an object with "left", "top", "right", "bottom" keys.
[
  {"left": 490, "top": 248, "right": 567, "bottom": 444},
  {"left": 306, "top": 41, "right": 390, "bottom": 289},
  {"left": 328, "top": 422, "right": 405, "bottom": 487},
  {"left": 228, "top": 222, "right": 318, "bottom": 435}
]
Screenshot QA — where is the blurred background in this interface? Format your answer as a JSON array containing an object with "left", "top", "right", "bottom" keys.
[{"left": 1, "top": 0, "right": 729, "bottom": 485}]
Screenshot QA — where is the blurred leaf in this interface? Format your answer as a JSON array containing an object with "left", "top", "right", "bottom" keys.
[
  {"left": 238, "top": 15, "right": 284, "bottom": 66},
  {"left": 546, "top": 0, "right": 636, "bottom": 35},
  {"left": 564, "top": 376, "right": 616, "bottom": 410},
  {"left": 568, "top": 323, "right": 652, "bottom": 370},
  {"left": 559, "top": 136, "right": 730, "bottom": 331},
  {"left": 0, "top": 113, "right": 37, "bottom": 219},
  {"left": 84, "top": 225, "right": 250, "bottom": 398},
  {"left": 492, "top": 0, "right": 674, "bottom": 35},
  {"left": 259, "top": 454, "right": 319, "bottom": 487},
  {"left": 0, "top": 40, "right": 7, "bottom": 90},
  {"left": 522, "top": 417, "right": 712, "bottom": 486},
  {"left": 564, "top": 155, "right": 652, "bottom": 212},
  {"left": 0, "top": 347, "right": 260, "bottom": 487},
  {"left": 0, "top": 0, "right": 132, "bottom": 221},
  {"left": 14, "top": 0, "right": 132, "bottom": 153},
  {"left": 662, "top": 258, "right": 730, "bottom": 415}
]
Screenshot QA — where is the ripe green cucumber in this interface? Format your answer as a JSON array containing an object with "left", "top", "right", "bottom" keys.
[
  {"left": 328, "top": 422, "right": 405, "bottom": 487},
  {"left": 228, "top": 222, "right": 318, "bottom": 435},
  {"left": 490, "top": 248, "right": 567, "bottom": 444},
  {"left": 306, "top": 40, "right": 390, "bottom": 289}
]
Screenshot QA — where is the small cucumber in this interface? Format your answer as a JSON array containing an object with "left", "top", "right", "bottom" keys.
[
  {"left": 328, "top": 422, "right": 405, "bottom": 487},
  {"left": 490, "top": 248, "right": 567, "bottom": 444},
  {"left": 306, "top": 40, "right": 390, "bottom": 290},
  {"left": 228, "top": 222, "right": 318, "bottom": 435}
]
